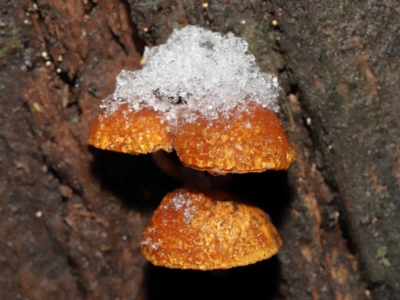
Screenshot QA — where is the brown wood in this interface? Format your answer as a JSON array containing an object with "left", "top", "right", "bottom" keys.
[{"left": 1, "top": 0, "right": 398, "bottom": 299}]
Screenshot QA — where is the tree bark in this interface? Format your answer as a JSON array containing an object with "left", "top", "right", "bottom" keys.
[{"left": 0, "top": 0, "right": 398, "bottom": 299}]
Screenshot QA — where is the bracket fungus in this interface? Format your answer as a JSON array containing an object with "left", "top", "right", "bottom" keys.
[
  {"left": 88, "top": 103, "right": 173, "bottom": 154},
  {"left": 88, "top": 26, "right": 294, "bottom": 270},
  {"left": 174, "top": 102, "right": 294, "bottom": 174},
  {"left": 141, "top": 188, "right": 282, "bottom": 270}
]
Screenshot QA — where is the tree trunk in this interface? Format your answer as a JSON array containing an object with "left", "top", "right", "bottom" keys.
[{"left": 1, "top": 0, "right": 398, "bottom": 299}]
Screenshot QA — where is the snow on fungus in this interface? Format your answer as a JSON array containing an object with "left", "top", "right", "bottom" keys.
[
  {"left": 173, "top": 102, "right": 295, "bottom": 174},
  {"left": 88, "top": 25, "right": 294, "bottom": 171},
  {"left": 101, "top": 25, "right": 280, "bottom": 127},
  {"left": 141, "top": 188, "right": 283, "bottom": 270}
]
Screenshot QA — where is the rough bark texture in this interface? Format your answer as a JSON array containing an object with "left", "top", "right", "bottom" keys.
[{"left": 0, "top": 0, "right": 398, "bottom": 299}]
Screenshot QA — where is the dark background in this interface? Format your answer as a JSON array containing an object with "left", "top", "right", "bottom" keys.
[{"left": 1, "top": 1, "right": 399, "bottom": 299}]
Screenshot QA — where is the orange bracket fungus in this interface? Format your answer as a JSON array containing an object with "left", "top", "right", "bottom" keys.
[
  {"left": 174, "top": 102, "right": 294, "bottom": 174},
  {"left": 88, "top": 103, "right": 173, "bottom": 154},
  {"left": 141, "top": 188, "right": 282, "bottom": 270},
  {"left": 88, "top": 26, "right": 294, "bottom": 270}
]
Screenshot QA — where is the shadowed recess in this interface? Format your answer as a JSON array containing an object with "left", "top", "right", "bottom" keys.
[
  {"left": 89, "top": 147, "right": 182, "bottom": 211},
  {"left": 144, "top": 257, "right": 281, "bottom": 300},
  {"left": 229, "top": 170, "right": 292, "bottom": 226}
]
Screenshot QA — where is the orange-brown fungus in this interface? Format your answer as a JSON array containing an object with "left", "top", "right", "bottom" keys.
[
  {"left": 173, "top": 103, "right": 295, "bottom": 174},
  {"left": 141, "top": 188, "right": 283, "bottom": 270},
  {"left": 88, "top": 104, "right": 173, "bottom": 154}
]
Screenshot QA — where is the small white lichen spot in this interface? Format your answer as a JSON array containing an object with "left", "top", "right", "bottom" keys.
[{"left": 103, "top": 25, "right": 279, "bottom": 127}]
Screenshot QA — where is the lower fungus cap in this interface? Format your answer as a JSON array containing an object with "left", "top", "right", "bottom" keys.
[
  {"left": 88, "top": 103, "right": 173, "bottom": 154},
  {"left": 141, "top": 188, "right": 283, "bottom": 270},
  {"left": 172, "top": 103, "right": 295, "bottom": 174}
]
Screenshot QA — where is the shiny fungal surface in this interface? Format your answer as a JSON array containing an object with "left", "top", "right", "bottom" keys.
[
  {"left": 173, "top": 103, "right": 295, "bottom": 174},
  {"left": 141, "top": 188, "right": 283, "bottom": 270},
  {"left": 88, "top": 104, "right": 173, "bottom": 154}
]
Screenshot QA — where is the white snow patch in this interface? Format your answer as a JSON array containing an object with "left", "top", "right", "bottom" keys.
[
  {"left": 171, "top": 193, "right": 187, "bottom": 210},
  {"left": 141, "top": 238, "right": 159, "bottom": 250},
  {"left": 101, "top": 25, "right": 279, "bottom": 127}
]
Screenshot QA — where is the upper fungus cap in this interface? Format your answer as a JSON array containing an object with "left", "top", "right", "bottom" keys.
[
  {"left": 141, "top": 188, "right": 283, "bottom": 270},
  {"left": 88, "top": 102, "right": 173, "bottom": 154},
  {"left": 173, "top": 102, "right": 295, "bottom": 174}
]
